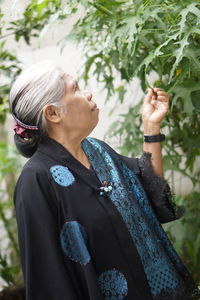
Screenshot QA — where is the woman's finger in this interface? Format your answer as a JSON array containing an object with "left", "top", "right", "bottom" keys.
[
  {"left": 153, "top": 88, "right": 162, "bottom": 92},
  {"left": 157, "top": 95, "right": 169, "bottom": 102},
  {"left": 157, "top": 91, "right": 169, "bottom": 98},
  {"left": 144, "top": 88, "right": 154, "bottom": 104}
]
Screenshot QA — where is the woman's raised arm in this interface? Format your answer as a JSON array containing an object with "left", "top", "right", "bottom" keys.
[{"left": 141, "top": 88, "right": 170, "bottom": 177}]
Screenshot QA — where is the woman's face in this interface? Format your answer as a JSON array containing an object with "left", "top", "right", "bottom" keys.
[{"left": 60, "top": 74, "right": 99, "bottom": 136}]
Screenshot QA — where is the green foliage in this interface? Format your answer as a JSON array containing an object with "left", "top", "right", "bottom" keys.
[
  {"left": 164, "top": 192, "right": 200, "bottom": 283},
  {"left": 105, "top": 102, "right": 143, "bottom": 155},
  {"left": 0, "top": 142, "right": 22, "bottom": 287},
  {"left": 0, "top": 18, "right": 21, "bottom": 123},
  {"left": 0, "top": 8, "right": 24, "bottom": 291},
  {"left": 8, "top": 0, "right": 60, "bottom": 44},
  {"left": 7, "top": 0, "right": 77, "bottom": 44}
]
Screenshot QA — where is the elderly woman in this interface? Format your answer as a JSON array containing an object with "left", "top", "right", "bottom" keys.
[{"left": 9, "top": 61, "right": 199, "bottom": 300}]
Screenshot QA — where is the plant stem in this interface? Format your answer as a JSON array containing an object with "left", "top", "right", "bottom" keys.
[
  {"left": 0, "top": 199, "right": 20, "bottom": 259},
  {"left": 0, "top": 32, "right": 14, "bottom": 40},
  {"left": 89, "top": 2, "right": 113, "bottom": 16}
]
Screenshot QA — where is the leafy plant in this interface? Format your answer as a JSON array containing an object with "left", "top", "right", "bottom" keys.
[
  {"left": 0, "top": 13, "right": 21, "bottom": 123},
  {"left": 0, "top": 8, "right": 24, "bottom": 294},
  {"left": 164, "top": 192, "right": 200, "bottom": 283},
  {"left": 0, "top": 142, "right": 23, "bottom": 287}
]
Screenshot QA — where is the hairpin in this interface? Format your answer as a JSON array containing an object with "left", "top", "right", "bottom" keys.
[{"left": 13, "top": 115, "right": 39, "bottom": 131}]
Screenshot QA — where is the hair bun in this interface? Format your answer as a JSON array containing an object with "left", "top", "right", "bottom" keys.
[{"left": 14, "top": 131, "right": 41, "bottom": 158}]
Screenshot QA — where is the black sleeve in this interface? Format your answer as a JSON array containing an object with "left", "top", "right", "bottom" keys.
[
  {"left": 120, "top": 152, "right": 184, "bottom": 224},
  {"left": 14, "top": 166, "right": 78, "bottom": 300}
]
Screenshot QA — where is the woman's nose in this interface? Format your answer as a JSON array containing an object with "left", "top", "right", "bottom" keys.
[{"left": 84, "top": 90, "right": 93, "bottom": 101}]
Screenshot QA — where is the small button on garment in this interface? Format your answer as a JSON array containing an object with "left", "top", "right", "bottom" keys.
[{"left": 99, "top": 181, "right": 112, "bottom": 196}]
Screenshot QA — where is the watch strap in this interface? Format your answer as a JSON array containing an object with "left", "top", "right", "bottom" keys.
[{"left": 144, "top": 133, "right": 165, "bottom": 143}]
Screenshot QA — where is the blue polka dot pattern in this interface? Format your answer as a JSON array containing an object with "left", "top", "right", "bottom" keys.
[
  {"left": 148, "top": 266, "right": 179, "bottom": 296},
  {"left": 60, "top": 221, "right": 91, "bottom": 265},
  {"left": 50, "top": 165, "right": 75, "bottom": 187},
  {"left": 98, "top": 269, "right": 128, "bottom": 300}
]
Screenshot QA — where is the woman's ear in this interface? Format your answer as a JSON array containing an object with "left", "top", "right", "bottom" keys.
[{"left": 42, "top": 105, "right": 61, "bottom": 124}]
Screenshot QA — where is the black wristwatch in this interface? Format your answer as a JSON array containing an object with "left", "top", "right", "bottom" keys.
[{"left": 143, "top": 133, "right": 165, "bottom": 143}]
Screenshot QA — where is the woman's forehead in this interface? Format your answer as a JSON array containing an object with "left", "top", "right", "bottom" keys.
[
  {"left": 65, "top": 73, "right": 73, "bottom": 80},
  {"left": 65, "top": 74, "right": 78, "bottom": 87}
]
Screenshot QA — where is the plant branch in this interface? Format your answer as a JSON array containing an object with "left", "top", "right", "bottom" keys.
[
  {"left": 0, "top": 32, "right": 14, "bottom": 40},
  {"left": 89, "top": 1, "right": 113, "bottom": 15}
]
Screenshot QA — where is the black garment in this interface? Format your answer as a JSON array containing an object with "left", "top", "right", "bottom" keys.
[{"left": 14, "top": 136, "right": 197, "bottom": 300}]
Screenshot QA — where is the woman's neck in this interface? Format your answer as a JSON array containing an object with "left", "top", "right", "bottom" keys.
[{"left": 49, "top": 133, "right": 91, "bottom": 169}]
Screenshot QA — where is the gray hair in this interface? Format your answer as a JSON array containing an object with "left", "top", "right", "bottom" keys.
[{"left": 9, "top": 61, "right": 67, "bottom": 134}]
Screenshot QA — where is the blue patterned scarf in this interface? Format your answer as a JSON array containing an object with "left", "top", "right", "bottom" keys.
[{"left": 82, "top": 137, "right": 199, "bottom": 300}]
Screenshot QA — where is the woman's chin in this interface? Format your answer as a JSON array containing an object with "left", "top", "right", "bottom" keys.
[{"left": 90, "top": 118, "right": 99, "bottom": 132}]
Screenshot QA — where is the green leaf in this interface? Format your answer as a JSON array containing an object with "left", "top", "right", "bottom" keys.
[
  {"left": 193, "top": 232, "right": 200, "bottom": 265},
  {"left": 172, "top": 82, "right": 200, "bottom": 115},
  {"left": 115, "top": 85, "right": 126, "bottom": 103},
  {"left": 118, "top": 15, "right": 141, "bottom": 53},
  {"left": 134, "top": 51, "right": 155, "bottom": 86},
  {"left": 92, "top": 2, "right": 113, "bottom": 16},
  {"left": 78, "top": 0, "right": 89, "bottom": 8},
  {"left": 184, "top": 45, "right": 200, "bottom": 74},
  {"left": 39, "top": 10, "right": 60, "bottom": 40},
  {"left": 178, "top": 3, "right": 200, "bottom": 36},
  {"left": 168, "top": 34, "right": 190, "bottom": 83}
]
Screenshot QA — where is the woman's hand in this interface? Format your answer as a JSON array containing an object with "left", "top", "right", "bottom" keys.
[
  {"left": 142, "top": 88, "right": 170, "bottom": 177},
  {"left": 141, "top": 88, "right": 170, "bottom": 126}
]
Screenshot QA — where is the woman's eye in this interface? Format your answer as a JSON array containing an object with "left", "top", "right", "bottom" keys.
[{"left": 75, "top": 85, "right": 80, "bottom": 91}]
